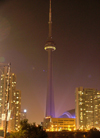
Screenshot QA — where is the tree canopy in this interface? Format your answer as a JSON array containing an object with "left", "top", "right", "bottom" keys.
[
  {"left": 87, "top": 128, "right": 100, "bottom": 138},
  {"left": 8, "top": 119, "right": 48, "bottom": 138}
]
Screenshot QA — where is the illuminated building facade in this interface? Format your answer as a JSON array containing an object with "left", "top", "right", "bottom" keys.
[
  {"left": 14, "top": 90, "right": 21, "bottom": 131},
  {"left": 50, "top": 118, "right": 76, "bottom": 131},
  {"left": 44, "top": 0, "right": 56, "bottom": 118},
  {"left": 0, "top": 66, "right": 21, "bottom": 132},
  {"left": 75, "top": 87, "right": 100, "bottom": 130},
  {"left": 43, "top": 117, "right": 76, "bottom": 131},
  {"left": 43, "top": 109, "right": 76, "bottom": 131}
]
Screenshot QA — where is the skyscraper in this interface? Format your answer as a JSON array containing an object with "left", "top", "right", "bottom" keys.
[
  {"left": 0, "top": 65, "right": 21, "bottom": 132},
  {"left": 75, "top": 87, "right": 100, "bottom": 130},
  {"left": 44, "top": 0, "right": 56, "bottom": 118}
]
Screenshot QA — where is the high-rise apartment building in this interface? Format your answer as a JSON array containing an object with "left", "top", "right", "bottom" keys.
[
  {"left": 14, "top": 90, "right": 21, "bottom": 131},
  {"left": 0, "top": 65, "right": 21, "bottom": 132},
  {"left": 75, "top": 87, "right": 100, "bottom": 130}
]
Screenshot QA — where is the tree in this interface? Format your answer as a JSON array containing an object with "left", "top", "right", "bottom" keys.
[
  {"left": 87, "top": 128, "right": 100, "bottom": 138},
  {"left": 74, "top": 132, "right": 85, "bottom": 138},
  {"left": 8, "top": 119, "right": 48, "bottom": 138},
  {"left": 8, "top": 131, "right": 25, "bottom": 138}
]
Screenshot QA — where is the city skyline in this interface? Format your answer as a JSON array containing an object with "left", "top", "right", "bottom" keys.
[{"left": 0, "top": 0, "right": 100, "bottom": 124}]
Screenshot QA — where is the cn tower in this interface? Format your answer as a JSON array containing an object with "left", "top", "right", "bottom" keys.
[{"left": 44, "top": 0, "right": 56, "bottom": 118}]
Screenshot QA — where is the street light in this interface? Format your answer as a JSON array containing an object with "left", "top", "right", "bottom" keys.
[{"left": 24, "top": 109, "right": 27, "bottom": 113}]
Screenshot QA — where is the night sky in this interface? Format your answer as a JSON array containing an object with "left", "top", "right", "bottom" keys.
[{"left": 0, "top": 0, "right": 100, "bottom": 124}]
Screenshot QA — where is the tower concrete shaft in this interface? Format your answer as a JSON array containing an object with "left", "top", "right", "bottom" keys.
[
  {"left": 44, "top": 0, "right": 56, "bottom": 118},
  {"left": 46, "top": 49, "right": 55, "bottom": 117}
]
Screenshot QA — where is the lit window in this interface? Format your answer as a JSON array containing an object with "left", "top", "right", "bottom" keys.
[
  {"left": 16, "top": 101, "right": 19, "bottom": 104},
  {"left": 95, "top": 121, "right": 98, "bottom": 124},
  {"left": 14, "top": 93, "right": 16, "bottom": 96},
  {"left": 79, "top": 102, "right": 83, "bottom": 105},
  {"left": 97, "top": 95, "right": 100, "bottom": 98}
]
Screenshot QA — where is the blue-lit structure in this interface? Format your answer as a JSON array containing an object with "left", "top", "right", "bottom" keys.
[{"left": 59, "top": 109, "right": 75, "bottom": 118}]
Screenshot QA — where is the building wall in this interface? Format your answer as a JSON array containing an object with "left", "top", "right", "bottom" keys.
[
  {"left": 75, "top": 87, "right": 100, "bottom": 130},
  {"left": 50, "top": 118, "right": 76, "bottom": 131},
  {"left": 43, "top": 117, "right": 76, "bottom": 131},
  {"left": 14, "top": 90, "right": 21, "bottom": 131},
  {"left": 0, "top": 66, "right": 21, "bottom": 132}
]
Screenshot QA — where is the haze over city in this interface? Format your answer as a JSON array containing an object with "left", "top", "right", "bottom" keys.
[{"left": 0, "top": 0, "right": 100, "bottom": 124}]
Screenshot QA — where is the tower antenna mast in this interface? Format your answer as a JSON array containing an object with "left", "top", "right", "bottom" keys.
[{"left": 48, "top": 0, "right": 52, "bottom": 38}]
